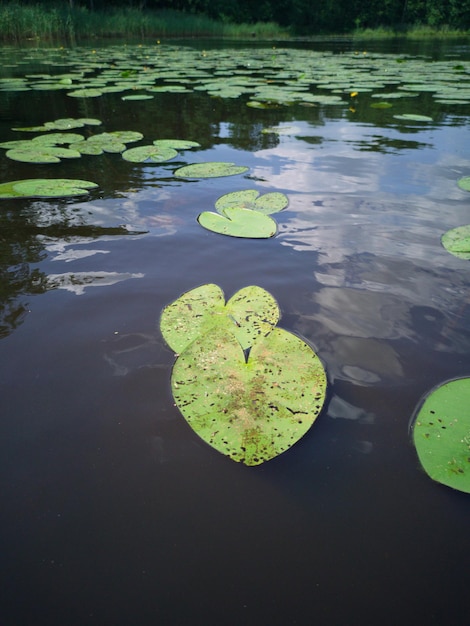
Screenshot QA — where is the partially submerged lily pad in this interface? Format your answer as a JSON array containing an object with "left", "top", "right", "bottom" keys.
[
  {"left": 412, "top": 378, "right": 470, "bottom": 493},
  {"left": 160, "top": 284, "right": 280, "bottom": 354},
  {"left": 198, "top": 207, "right": 277, "bottom": 238},
  {"left": 174, "top": 162, "right": 249, "bottom": 179},
  {"left": 0, "top": 178, "right": 98, "bottom": 199},
  {"left": 215, "top": 189, "right": 288, "bottom": 215},
  {"left": 441, "top": 225, "right": 470, "bottom": 260}
]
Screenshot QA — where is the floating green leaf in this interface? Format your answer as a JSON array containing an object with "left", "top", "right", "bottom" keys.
[
  {"left": 174, "top": 162, "right": 249, "bottom": 179},
  {"left": 412, "top": 378, "right": 470, "bottom": 493},
  {"left": 457, "top": 176, "right": 470, "bottom": 192},
  {"left": 122, "top": 145, "right": 178, "bottom": 163},
  {"left": 441, "top": 225, "right": 470, "bottom": 260},
  {"left": 0, "top": 178, "right": 98, "bottom": 199},
  {"left": 370, "top": 101, "right": 393, "bottom": 109},
  {"left": 12, "top": 118, "right": 102, "bottom": 132},
  {"left": 393, "top": 113, "right": 433, "bottom": 122},
  {"left": 122, "top": 94, "right": 154, "bottom": 100},
  {"left": 160, "top": 284, "right": 280, "bottom": 355},
  {"left": 215, "top": 189, "right": 288, "bottom": 215},
  {"left": 6, "top": 146, "right": 81, "bottom": 163},
  {"left": 67, "top": 88, "right": 103, "bottom": 98},
  {"left": 153, "top": 139, "right": 201, "bottom": 150},
  {"left": 198, "top": 207, "right": 277, "bottom": 238},
  {"left": 31, "top": 133, "right": 85, "bottom": 145},
  {"left": 171, "top": 325, "right": 327, "bottom": 466}
]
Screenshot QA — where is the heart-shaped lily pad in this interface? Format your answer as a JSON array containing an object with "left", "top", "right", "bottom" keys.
[
  {"left": 171, "top": 326, "right": 327, "bottom": 466},
  {"left": 0, "top": 178, "right": 98, "bottom": 199},
  {"left": 122, "top": 145, "right": 178, "bottom": 163},
  {"left": 215, "top": 189, "right": 288, "bottom": 215},
  {"left": 198, "top": 207, "right": 277, "bottom": 238},
  {"left": 412, "top": 378, "right": 470, "bottom": 493},
  {"left": 457, "top": 176, "right": 470, "bottom": 192},
  {"left": 174, "top": 162, "right": 249, "bottom": 178},
  {"left": 160, "top": 284, "right": 280, "bottom": 355},
  {"left": 441, "top": 225, "right": 470, "bottom": 260}
]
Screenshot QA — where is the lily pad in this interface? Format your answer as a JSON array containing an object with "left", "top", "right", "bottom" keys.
[
  {"left": 153, "top": 139, "right": 201, "bottom": 150},
  {"left": 370, "top": 102, "right": 393, "bottom": 109},
  {"left": 441, "top": 225, "right": 470, "bottom": 260},
  {"left": 6, "top": 146, "right": 81, "bottom": 163},
  {"left": 198, "top": 207, "right": 277, "bottom": 238},
  {"left": 393, "top": 114, "right": 433, "bottom": 122},
  {"left": 412, "top": 378, "right": 470, "bottom": 493},
  {"left": 122, "top": 145, "right": 177, "bottom": 163},
  {"left": 174, "top": 162, "right": 249, "bottom": 179},
  {"left": 457, "top": 177, "right": 470, "bottom": 192},
  {"left": 160, "top": 284, "right": 280, "bottom": 355},
  {"left": 171, "top": 325, "right": 327, "bottom": 466},
  {"left": 122, "top": 94, "right": 154, "bottom": 100},
  {"left": 0, "top": 178, "right": 98, "bottom": 199},
  {"left": 215, "top": 189, "right": 288, "bottom": 215},
  {"left": 31, "top": 133, "right": 85, "bottom": 145},
  {"left": 67, "top": 88, "right": 103, "bottom": 98}
]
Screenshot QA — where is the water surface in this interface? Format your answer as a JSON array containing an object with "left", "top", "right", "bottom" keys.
[{"left": 0, "top": 39, "right": 469, "bottom": 625}]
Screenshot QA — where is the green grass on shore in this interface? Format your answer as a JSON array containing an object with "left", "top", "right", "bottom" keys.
[
  {"left": 0, "top": 2, "right": 468, "bottom": 44},
  {"left": 353, "top": 24, "right": 470, "bottom": 40},
  {"left": 0, "top": 3, "right": 288, "bottom": 43}
]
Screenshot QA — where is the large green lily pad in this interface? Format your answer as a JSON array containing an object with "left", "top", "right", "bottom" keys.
[
  {"left": 174, "top": 162, "right": 249, "bottom": 179},
  {"left": 412, "top": 378, "right": 470, "bottom": 493},
  {"left": 215, "top": 189, "right": 288, "bottom": 215},
  {"left": 160, "top": 284, "right": 280, "bottom": 355},
  {"left": 0, "top": 178, "right": 98, "bottom": 199},
  {"left": 198, "top": 207, "right": 277, "bottom": 238},
  {"left": 441, "top": 225, "right": 470, "bottom": 260},
  {"left": 171, "top": 326, "right": 327, "bottom": 466}
]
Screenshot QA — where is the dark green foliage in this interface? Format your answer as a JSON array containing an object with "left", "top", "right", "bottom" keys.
[{"left": 0, "top": 1, "right": 468, "bottom": 39}]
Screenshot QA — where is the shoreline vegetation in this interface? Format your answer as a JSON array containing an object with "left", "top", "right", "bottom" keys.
[{"left": 0, "top": 3, "right": 468, "bottom": 44}]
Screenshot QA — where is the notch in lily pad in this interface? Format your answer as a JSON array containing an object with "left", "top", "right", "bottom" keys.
[
  {"left": 412, "top": 378, "right": 470, "bottom": 493},
  {"left": 160, "top": 284, "right": 327, "bottom": 466}
]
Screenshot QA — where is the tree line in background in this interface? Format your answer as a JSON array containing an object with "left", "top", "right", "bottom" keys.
[{"left": 3, "top": 0, "right": 470, "bottom": 33}]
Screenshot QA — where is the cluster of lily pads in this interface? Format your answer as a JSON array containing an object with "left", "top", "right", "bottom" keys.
[
  {"left": 0, "top": 44, "right": 468, "bottom": 488},
  {"left": 160, "top": 284, "right": 327, "bottom": 466},
  {"left": 1, "top": 44, "right": 469, "bottom": 108},
  {"left": 0, "top": 116, "right": 201, "bottom": 164}
]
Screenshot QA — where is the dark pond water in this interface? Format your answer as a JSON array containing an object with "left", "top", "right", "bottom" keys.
[{"left": 1, "top": 38, "right": 469, "bottom": 625}]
